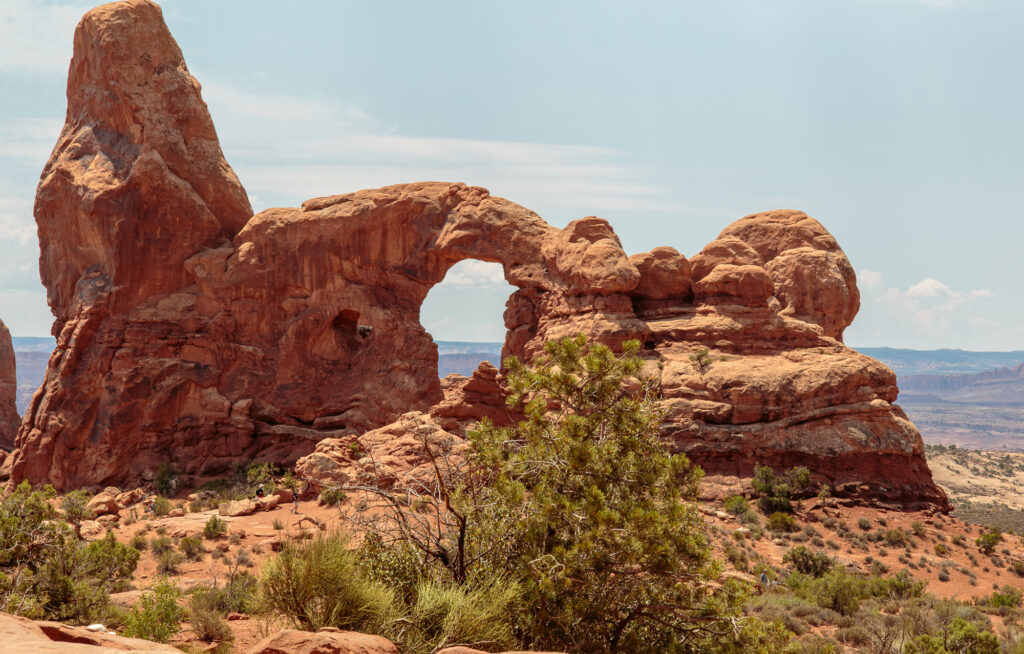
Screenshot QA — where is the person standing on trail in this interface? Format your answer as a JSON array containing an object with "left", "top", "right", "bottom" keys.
[{"left": 292, "top": 492, "right": 299, "bottom": 514}]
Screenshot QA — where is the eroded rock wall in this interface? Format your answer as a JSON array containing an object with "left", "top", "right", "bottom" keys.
[
  {"left": 0, "top": 319, "right": 18, "bottom": 451},
  {"left": 9, "top": 0, "right": 947, "bottom": 509}
]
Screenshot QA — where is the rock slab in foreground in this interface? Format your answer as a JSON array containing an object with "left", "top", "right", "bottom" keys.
[
  {"left": 9, "top": 0, "right": 948, "bottom": 510},
  {"left": 247, "top": 628, "right": 398, "bottom": 654},
  {"left": 0, "top": 611, "right": 181, "bottom": 653}
]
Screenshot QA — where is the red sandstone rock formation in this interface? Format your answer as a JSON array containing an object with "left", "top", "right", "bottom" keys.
[
  {"left": 9, "top": 0, "right": 947, "bottom": 510},
  {"left": 0, "top": 319, "right": 17, "bottom": 451}
]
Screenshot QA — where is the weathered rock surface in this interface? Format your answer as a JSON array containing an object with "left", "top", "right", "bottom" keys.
[
  {"left": 0, "top": 611, "right": 181, "bottom": 652},
  {"left": 10, "top": 0, "right": 947, "bottom": 510},
  {"left": 296, "top": 411, "right": 466, "bottom": 493},
  {"left": 0, "top": 319, "right": 18, "bottom": 451},
  {"left": 247, "top": 628, "right": 398, "bottom": 654}
]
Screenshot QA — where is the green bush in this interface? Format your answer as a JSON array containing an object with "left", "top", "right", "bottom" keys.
[
  {"left": 723, "top": 494, "right": 749, "bottom": 515},
  {"left": 123, "top": 578, "right": 182, "bottom": 643},
  {"left": 883, "top": 528, "right": 908, "bottom": 547},
  {"left": 399, "top": 576, "right": 520, "bottom": 653},
  {"left": 984, "top": 585, "right": 1023, "bottom": 609},
  {"left": 258, "top": 532, "right": 398, "bottom": 633},
  {"left": 157, "top": 551, "right": 183, "bottom": 575},
  {"left": 768, "top": 512, "right": 799, "bottom": 533},
  {"left": 783, "top": 546, "right": 834, "bottom": 577},
  {"left": 0, "top": 483, "right": 138, "bottom": 622},
  {"left": 857, "top": 517, "right": 871, "bottom": 531},
  {"left": 190, "top": 573, "right": 257, "bottom": 615},
  {"left": 752, "top": 463, "right": 811, "bottom": 514},
  {"left": 976, "top": 528, "right": 1001, "bottom": 554},
  {"left": 150, "top": 535, "right": 174, "bottom": 555},
  {"left": 204, "top": 515, "right": 227, "bottom": 540},
  {"left": 155, "top": 463, "right": 178, "bottom": 497},
  {"left": 320, "top": 485, "right": 346, "bottom": 507},
  {"left": 179, "top": 536, "right": 205, "bottom": 561},
  {"left": 152, "top": 496, "right": 172, "bottom": 517}
]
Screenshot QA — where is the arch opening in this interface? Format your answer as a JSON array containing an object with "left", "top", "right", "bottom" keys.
[{"left": 420, "top": 259, "right": 514, "bottom": 377}]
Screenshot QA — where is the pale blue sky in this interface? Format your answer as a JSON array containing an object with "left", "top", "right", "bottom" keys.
[{"left": 1, "top": 0, "right": 1021, "bottom": 348}]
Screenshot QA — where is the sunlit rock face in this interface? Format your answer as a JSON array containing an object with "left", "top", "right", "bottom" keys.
[
  {"left": 0, "top": 319, "right": 17, "bottom": 451},
  {"left": 9, "top": 0, "right": 947, "bottom": 511}
]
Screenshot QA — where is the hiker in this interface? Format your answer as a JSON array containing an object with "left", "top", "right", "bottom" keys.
[
  {"left": 255, "top": 483, "right": 265, "bottom": 499},
  {"left": 760, "top": 571, "right": 769, "bottom": 591},
  {"left": 292, "top": 492, "right": 299, "bottom": 514}
]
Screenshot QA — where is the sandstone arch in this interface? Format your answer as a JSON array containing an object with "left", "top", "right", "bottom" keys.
[{"left": 6, "top": 0, "right": 948, "bottom": 510}]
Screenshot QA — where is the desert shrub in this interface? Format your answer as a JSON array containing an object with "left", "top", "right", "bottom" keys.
[
  {"left": 155, "top": 463, "right": 178, "bottom": 497},
  {"left": 258, "top": 532, "right": 399, "bottom": 633},
  {"left": 952, "top": 533, "right": 966, "bottom": 546},
  {"left": 150, "top": 535, "right": 173, "bottom": 555},
  {"left": 783, "top": 546, "right": 834, "bottom": 577},
  {"left": 934, "top": 543, "right": 950, "bottom": 556},
  {"left": 320, "top": 485, "right": 346, "bottom": 506},
  {"left": 398, "top": 576, "right": 521, "bottom": 653},
  {"left": 938, "top": 568, "right": 950, "bottom": 582},
  {"left": 977, "top": 528, "right": 1001, "bottom": 554},
  {"left": 188, "top": 600, "right": 233, "bottom": 643},
  {"left": 61, "top": 490, "right": 94, "bottom": 533},
  {"left": 984, "top": 585, "right": 1023, "bottom": 609},
  {"left": 157, "top": 551, "right": 183, "bottom": 575},
  {"left": 272, "top": 518, "right": 284, "bottom": 530},
  {"left": 904, "top": 617, "right": 1000, "bottom": 654},
  {"left": 204, "top": 515, "right": 227, "bottom": 540},
  {"left": 883, "top": 528, "right": 908, "bottom": 547},
  {"left": 0, "top": 483, "right": 138, "bottom": 622},
  {"left": 767, "top": 512, "right": 799, "bottom": 533},
  {"left": 726, "top": 545, "right": 749, "bottom": 571},
  {"left": 724, "top": 494, "right": 749, "bottom": 515},
  {"left": 179, "top": 536, "right": 205, "bottom": 561},
  {"left": 123, "top": 577, "right": 182, "bottom": 643},
  {"left": 752, "top": 463, "right": 811, "bottom": 514},
  {"left": 911, "top": 520, "right": 926, "bottom": 537},
  {"left": 741, "top": 509, "right": 761, "bottom": 526},
  {"left": 129, "top": 531, "right": 147, "bottom": 551},
  {"left": 857, "top": 517, "right": 872, "bottom": 531},
  {"left": 152, "top": 496, "right": 172, "bottom": 517}
]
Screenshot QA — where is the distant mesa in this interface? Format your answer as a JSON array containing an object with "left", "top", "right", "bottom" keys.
[{"left": 3, "top": 0, "right": 947, "bottom": 510}]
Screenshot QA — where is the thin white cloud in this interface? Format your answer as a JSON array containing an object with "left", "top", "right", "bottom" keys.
[
  {"left": 437, "top": 260, "right": 507, "bottom": 290},
  {"left": 199, "top": 80, "right": 677, "bottom": 218},
  {"left": 873, "top": 277, "right": 994, "bottom": 336},
  {"left": 859, "top": 269, "right": 883, "bottom": 288}
]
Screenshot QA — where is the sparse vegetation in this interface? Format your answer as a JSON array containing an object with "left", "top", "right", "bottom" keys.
[
  {"left": 123, "top": 577, "right": 182, "bottom": 643},
  {"left": 204, "top": 515, "right": 227, "bottom": 540},
  {"left": 752, "top": 463, "right": 812, "bottom": 514}
]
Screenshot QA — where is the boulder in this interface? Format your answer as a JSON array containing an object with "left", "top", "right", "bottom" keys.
[
  {"left": 0, "top": 611, "right": 182, "bottom": 652},
  {"left": 219, "top": 500, "right": 257, "bottom": 517},
  {"left": 0, "top": 319, "right": 18, "bottom": 451},
  {"left": 78, "top": 520, "right": 106, "bottom": 541},
  {"left": 246, "top": 628, "right": 398, "bottom": 654},
  {"left": 85, "top": 491, "right": 120, "bottom": 516},
  {"left": 256, "top": 495, "right": 279, "bottom": 511}
]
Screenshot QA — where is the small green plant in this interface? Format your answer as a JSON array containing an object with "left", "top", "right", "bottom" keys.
[
  {"left": 723, "top": 494, "right": 749, "bottom": 515},
  {"left": 157, "top": 551, "right": 183, "bottom": 574},
  {"left": 152, "top": 496, "right": 172, "bottom": 517},
  {"left": 752, "top": 464, "right": 812, "bottom": 514},
  {"left": 783, "top": 546, "right": 834, "bottom": 577},
  {"left": 976, "top": 528, "right": 1001, "bottom": 555},
  {"left": 150, "top": 535, "right": 174, "bottom": 555},
  {"left": 883, "top": 528, "right": 908, "bottom": 547},
  {"left": 123, "top": 578, "right": 182, "bottom": 643},
  {"left": 155, "top": 463, "right": 178, "bottom": 497},
  {"left": 952, "top": 533, "right": 966, "bottom": 546},
  {"left": 129, "top": 530, "right": 148, "bottom": 551},
  {"left": 204, "top": 515, "right": 227, "bottom": 540},
  {"left": 179, "top": 536, "right": 205, "bottom": 561},
  {"left": 272, "top": 518, "right": 284, "bottom": 530},
  {"left": 320, "top": 485, "right": 346, "bottom": 507},
  {"left": 934, "top": 543, "right": 950, "bottom": 557},
  {"left": 768, "top": 512, "right": 799, "bottom": 533},
  {"left": 690, "top": 346, "right": 713, "bottom": 375}
]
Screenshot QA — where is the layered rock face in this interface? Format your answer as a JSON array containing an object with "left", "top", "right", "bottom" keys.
[
  {"left": 9, "top": 0, "right": 947, "bottom": 509},
  {"left": 0, "top": 319, "right": 18, "bottom": 451}
]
